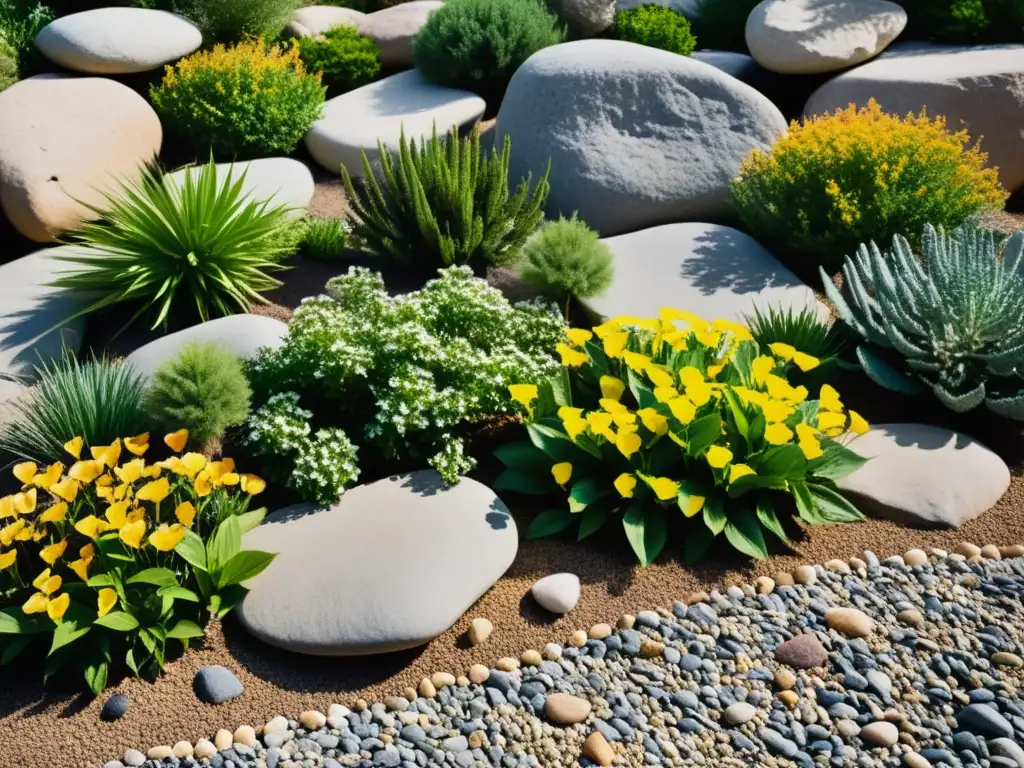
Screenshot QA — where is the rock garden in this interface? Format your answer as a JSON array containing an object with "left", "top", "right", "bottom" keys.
[{"left": 2, "top": 0, "right": 1024, "bottom": 766}]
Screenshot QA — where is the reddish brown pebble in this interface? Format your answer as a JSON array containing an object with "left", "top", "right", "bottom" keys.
[
  {"left": 640, "top": 638, "right": 665, "bottom": 658},
  {"left": 1000, "top": 544, "right": 1024, "bottom": 557},
  {"left": 775, "top": 633, "right": 828, "bottom": 669},
  {"left": 582, "top": 731, "right": 614, "bottom": 765}
]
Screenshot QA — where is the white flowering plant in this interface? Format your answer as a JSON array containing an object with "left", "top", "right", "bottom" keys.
[{"left": 245, "top": 266, "right": 565, "bottom": 501}]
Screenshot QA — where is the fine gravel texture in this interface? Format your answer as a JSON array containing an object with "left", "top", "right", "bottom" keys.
[{"left": 83, "top": 544, "right": 1024, "bottom": 768}]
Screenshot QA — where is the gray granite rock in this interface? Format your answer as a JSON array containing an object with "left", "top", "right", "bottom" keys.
[{"left": 193, "top": 665, "right": 244, "bottom": 704}]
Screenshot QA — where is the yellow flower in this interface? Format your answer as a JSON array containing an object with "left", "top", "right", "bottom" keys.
[
  {"left": 0, "top": 549, "right": 16, "bottom": 570},
  {"left": 770, "top": 343, "right": 820, "bottom": 372},
  {"left": 68, "top": 558, "right": 90, "bottom": 581},
  {"left": 22, "top": 592, "right": 49, "bottom": 614},
  {"left": 164, "top": 429, "right": 189, "bottom": 453},
  {"left": 600, "top": 398, "right": 626, "bottom": 414},
  {"left": 586, "top": 412, "right": 616, "bottom": 441},
  {"left": 80, "top": 543, "right": 95, "bottom": 560},
  {"left": 0, "top": 496, "right": 13, "bottom": 520},
  {"left": 659, "top": 308, "right": 704, "bottom": 327},
  {"left": 14, "top": 488, "right": 36, "bottom": 515},
  {"left": 556, "top": 343, "right": 589, "bottom": 367},
  {"left": 220, "top": 472, "right": 239, "bottom": 486},
  {"left": 795, "top": 424, "right": 823, "bottom": 460},
  {"left": 1, "top": 519, "right": 26, "bottom": 547},
  {"left": 194, "top": 472, "right": 214, "bottom": 497},
  {"left": 565, "top": 328, "right": 593, "bottom": 346},
  {"left": 614, "top": 473, "right": 636, "bottom": 498},
  {"left": 241, "top": 473, "right": 267, "bottom": 496},
  {"left": 616, "top": 430, "right": 642, "bottom": 458},
  {"left": 764, "top": 423, "right": 794, "bottom": 445},
  {"left": 142, "top": 464, "right": 162, "bottom": 478},
  {"left": 680, "top": 494, "right": 705, "bottom": 517},
  {"left": 179, "top": 452, "right": 208, "bottom": 478},
  {"left": 818, "top": 384, "right": 843, "bottom": 412},
  {"left": 728, "top": 464, "right": 756, "bottom": 484},
  {"left": 599, "top": 375, "right": 625, "bottom": 401},
  {"left": 622, "top": 351, "right": 650, "bottom": 373},
  {"left": 90, "top": 439, "right": 122, "bottom": 469},
  {"left": 39, "top": 539, "right": 67, "bottom": 565},
  {"left": 685, "top": 382, "right": 714, "bottom": 407},
  {"left": 137, "top": 477, "right": 170, "bottom": 504},
  {"left": 175, "top": 501, "right": 196, "bottom": 527},
  {"left": 69, "top": 460, "right": 105, "bottom": 484},
  {"left": 645, "top": 366, "right": 675, "bottom": 389},
  {"left": 562, "top": 416, "right": 588, "bottom": 442},
  {"left": 13, "top": 462, "right": 37, "bottom": 485},
  {"left": 848, "top": 410, "right": 869, "bottom": 435},
  {"left": 97, "top": 588, "right": 117, "bottom": 618},
  {"left": 707, "top": 364, "right": 724, "bottom": 379},
  {"left": 206, "top": 458, "right": 235, "bottom": 482},
  {"left": 148, "top": 523, "right": 186, "bottom": 552},
  {"left": 752, "top": 355, "right": 775, "bottom": 385},
  {"left": 114, "top": 458, "right": 145, "bottom": 484},
  {"left": 558, "top": 406, "right": 583, "bottom": 420},
  {"left": 124, "top": 433, "right": 150, "bottom": 456},
  {"left": 678, "top": 367, "right": 704, "bottom": 389},
  {"left": 668, "top": 431, "right": 687, "bottom": 449},
  {"left": 602, "top": 330, "right": 629, "bottom": 358},
  {"left": 50, "top": 478, "right": 80, "bottom": 503},
  {"left": 32, "top": 462, "right": 63, "bottom": 491},
  {"left": 127, "top": 508, "right": 145, "bottom": 524},
  {"left": 648, "top": 477, "right": 679, "bottom": 501},
  {"left": 104, "top": 500, "right": 130, "bottom": 529},
  {"left": 74, "top": 516, "right": 109, "bottom": 539},
  {"left": 668, "top": 397, "right": 696, "bottom": 424},
  {"left": 612, "top": 411, "right": 636, "bottom": 429},
  {"left": 64, "top": 436, "right": 83, "bottom": 460},
  {"left": 509, "top": 384, "right": 539, "bottom": 413},
  {"left": 119, "top": 519, "right": 146, "bottom": 549},
  {"left": 653, "top": 386, "right": 678, "bottom": 404},
  {"left": 638, "top": 408, "right": 668, "bottom": 435},
  {"left": 592, "top": 319, "right": 620, "bottom": 339},
  {"left": 706, "top": 445, "right": 733, "bottom": 469},
  {"left": 47, "top": 592, "right": 70, "bottom": 622},
  {"left": 33, "top": 569, "right": 61, "bottom": 595},
  {"left": 817, "top": 411, "right": 846, "bottom": 434},
  {"left": 551, "top": 463, "right": 573, "bottom": 487}
]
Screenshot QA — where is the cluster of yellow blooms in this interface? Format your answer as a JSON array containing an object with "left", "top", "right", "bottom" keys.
[
  {"left": 0, "top": 430, "right": 264, "bottom": 623},
  {"left": 159, "top": 38, "right": 314, "bottom": 91},
  {"left": 510, "top": 310, "right": 869, "bottom": 518}
]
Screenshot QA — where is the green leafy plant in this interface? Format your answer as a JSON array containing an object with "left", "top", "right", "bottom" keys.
[
  {"left": 150, "top": 39, "right": 325, "bottom": 159},
  {"left": 343, "top": 124, "right": 550, "bottom": 272},
  {"left": 686, "top": 0, "right": 760, "bottom": 52},
  {"left": 744, "top": 304, "right": 856, "bottom": 387},
  {"left": 519, "top": 215, "right": 614, "bottom": 316},
  {"left": 0, "top": 34, "right": 16, "bottom": 92},
  {"left": 0, "top": 430, "right": 273, "bottom": 694},
  {"left": 497, "top": 309, "right": 868, "bottom": 565},
  {"left": 612, "top": 3, "right": 696, "bottom": 55},
  {"left": 51, "top": 160, "right": 291, "bottom": 333},
  {"left": 145, "top": 342, "right": 252, "bottom": 450},
  {"left": 0, "top": 356, "right": 149, "bottom": 464},
  {"left": 412, "top": 0, "right": 565, "bottom": 105},
  {"left": 245, "top": 266, "right": 566, "bottom": 499},
  {"left": 168, "top": 0, "right": 300, "bottom": 43},
  {"left": 0, "top": 0, "right": 54, "bottom": 84},
  {"left": 822, "top": 223, "right": 1024, "bottom": 418},
  {"left": 732, "top": 100, "right": 1007, "bottom": 274},
  {"left": 300, "top": 217, "right": 352, "bottom": 261},
  {"left": 898, "top": 0, "right": 1024, "bottom": 44},
  {"left": 296, "top": 24, "right": 380, "bottom": 95}
]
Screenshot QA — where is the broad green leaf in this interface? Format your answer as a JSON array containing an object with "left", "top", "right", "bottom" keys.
[
  {"left": 493, "top": 441, "right": 551, "bottom": 471},
  {"left": 213, "top": 584, "right": 248, "bottom": 618},
  {"left": 209, "top": 515, "right": 242, "bottom": 574},
  {"left": 217, "top": 550, "right": 277, "bottom": 589},
  {"left": 1, "top": 636, "right": 31, "bottom": 664},
  {"left": 83, "top": 659, "right": 109, "bottom": 696},
  {"left": 526, "top": 508, "right": 575, "bottom": 538},
  {"left": 687, "top": 413, "right": 722, "bottom": 456},
  {"left": 677, "top": 478, "right": 710, "bottom": 519},
  {"left": 806, "top": 483, "right": 865, "bottom": 523},
  {"left": 493, "top": 468, "right": 556, "bottom": 495},
  {"left": 623, "top": 502, "right": 666, "bottom": 566},
  {"left": 48, "top": 602, "right": 94, "bottom": 654},
  {"left": 93, "top": 611, "right": 140, "bottom": 632},
  {"left": 646, "top": 434, "right": 680, "bottom": 475},
  {"left": 95, "top": 535, "right": 134, "bottom": 562},
  {"left": 731, "top": 340, "right": 758, "bottom": 385},
  {"left": 684, "top": 523, "right": 717, "bottom": 564},
  {"left": 534, "top": 369, "right": 571, "bottom": 417},
  {"left": 577, "top": 503, "right": 613, "bottom": 540},
  {"left": 702, "top": 494, "right": 727, "bottom": 535},
  {"left": 126, "top": 567, "right": 178, "bottom": 588},
  {"left": 86, "top": 573, "right": 114, "bottom": 588},
  {"left": 157, "top": 586, "right": 200, "bottom": 603},
  {"left": 757, "top": 444, "right": 808, "bottom": 479},
  {"left": 727, "top": 474, "right": 789, "bottom": 498},
  {"left": 807, "top": 438, "right": 869, "bottom": 480},
  {"left": 724, "top": 507, "right": 768, "bottom": 560},
  {"left": 567, "top": 477, "right": 609, "bottom": 514},
  {"left": 756, "top": 495, "right": 790, "bottom": 544},
  {"left": 722, "top": 389, "right": 749, "bottom": 439},
  {"left": 529, "top": 421, "right": 601, "bottom": 460},
  {"left": 627, "top": 368, "right": 657, "bottom": 409},
  {"left": 174, "top": 529, "right": 208, "bottom": 571},
  {"left": 747, "top": 410, "right": 766, "bottom": 450},
  {"left": 125, "top": 647, "right": 140, "bottom": 676},
  {"left": 193, "top": 567, "right": 215, "bottom": 599},
  {"left": 0, "top": 607, "right": 51, "bottom": 635},
  {"left": 166, "top": 620, "right": 204, "bottom": 640},
  {"left": 790, "top": 480, "right": 826, "bottom": 525},
  {"left": 234, "top": 508, "right": 266, "bottom": 535}
]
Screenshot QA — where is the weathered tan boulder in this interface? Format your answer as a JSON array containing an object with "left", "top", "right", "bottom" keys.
[{"left": 356, "top": 1, "right": 442, "bottom": 68}]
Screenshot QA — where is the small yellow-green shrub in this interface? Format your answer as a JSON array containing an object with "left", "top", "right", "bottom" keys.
[
  {"left": 731, "top": 99, "right": 1007, "bottom": 272},
  {"left": 150, "top": 39, "right": 325, "bottom": 159}
]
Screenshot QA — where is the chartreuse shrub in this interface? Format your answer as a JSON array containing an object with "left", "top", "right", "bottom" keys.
[
  {"left": 498, "top": 311, "right": 869, "bottom": 565},
  {"left": 823, "top": 223, "right": 1024, "bottom": 419},
  {"left": 51, "top": 160, "right": 290, "bottom": 332},
  {"left": 245, "top": 266, "right": 566, "bottom": 502},
  {"left": 731, "top": 100, "right": 1007, "bottom": 273},
  {"left": 898, "top": 0, "right": 1024, "bottom": 44},
  {"left": 519, "top": 215, "right": 614, "bottom": 316},
  {"left": 150, "top": 39, "right": 325, "bottom": 159},
  {"left": 145, "top": 342, "right": 252, "bottom": 450},
  {"left": 296, "top": 25, "right": 380, "bottom": 96},
  {"left": 0, "top": 430, "right": 274, "bottom": 694},
  {"left": 412, "top": 0, "right": 565, "bottom": 105},
  {"left": 343, "top": 125, "right": 550, "bottom": 272},
  {"left": 0, "top": 36, "right": 16, "bottom": 92},
  {"left": 612, "top": 4, "right": 696, "bottom": 56},
  {"left": 0, "top": 0, "right": 53, "bottom": 87}
]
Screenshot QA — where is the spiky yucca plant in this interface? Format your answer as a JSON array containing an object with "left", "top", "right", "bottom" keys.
[
  {"left": 821, "top": 223, "right": 1024, "bottom": 419},
  {"left": 341, "top": 124, "right": 550, "bottom": 272}
]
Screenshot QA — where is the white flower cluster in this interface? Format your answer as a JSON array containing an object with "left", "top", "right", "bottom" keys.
[{"left": 245, "top": 266, "right": 565, "bottom": 493}]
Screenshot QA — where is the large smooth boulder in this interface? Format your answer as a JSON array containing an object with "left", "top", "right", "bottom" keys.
[
  {"left": 0, "top": 74, "right": 161, "bottom": 242},
  {"left": 586, "top": 222, "right": 825, "bottom": 322},
  {"left": 237, "top": 471, "right": 518, "bottom": 655},
  {"left": 746, "top": 0, "right": 906, "bottom": 75},
  {"left": 495, "top": 40, "right": 787, "bottom": 236},
  {"left": 836, "top": 424, "right": 1010, "bottom": 528},
  {"left": 34, "top": 8, "right": 202, "bottom": 74},
  {"left": 164, "top": 158, "right": 314, "bottom": 221},
  {"left": 549, "top": 0, "right": 615, "bottom": 37},
  {"left": 356, "top": 2, "right": 442, "bottom": 68},
  {"left": 286, "top": 5, "right": 366, "bottom": 37},
  {"left": 124, "top": 315, "right": 287, "bottom": 380},
  {"left": 804, "top": 43, "right": 1024, "bottom": 193},
  {"left": 692, "top": 50, "right": 823, "bottom": 118},
  {"left": 0, "top": 247, "right": 88, "bottom": 380},
  {"left": 304, "top": 70, "right": 485, "bottom": 178}
]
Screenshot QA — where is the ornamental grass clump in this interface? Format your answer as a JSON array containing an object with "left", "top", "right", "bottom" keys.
[
  {"left": 0, "top": 430, "right": 274, "bottom": 694},
  {"left": 823, "top": 223, "right": 1024, "bottom": 419},
  {"left": 612, "top": 4, "right": 697, "bottom": 56},
  {"left": 300, "top": 217, "right": 352, "bottom": 261},
  {"left": 245, "top": 266, "right": 566, "bottom": 502},
  {"left": 343, "top": 124, "right": 550, "bottom": 272},
  {"left": 731, "top": 100, "right": 1007, "bottom": 273},
  {"left": 150, "top": 39, "right": 325, "bottom": 159},
  {"left": 498, "top": 311, "right": 868, "bottom": 565}
]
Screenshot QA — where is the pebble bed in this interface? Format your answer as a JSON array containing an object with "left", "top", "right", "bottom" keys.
[{"left": 105, "top": 543, "right": 1024, "bottom": 768}]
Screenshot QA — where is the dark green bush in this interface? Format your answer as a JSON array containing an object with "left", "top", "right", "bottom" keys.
[
  {"left": 169, "top": 0, "right": 300, "bottom": 43},
  {"left": 897, "top": 0, "right": 1024, "bottom": 43},
  {"left": 412, "top": 0, "right": 564, "bottom": 106},
  {"left": 0, "top": 36, "right": 16, "bottom": 92},
  {"left": 296, "top": 24, "right": 380, "bottom": 95},
  {"left": 519, "top": 215, "right": 614, "bottom": 314},
  {"left": 146, "top": 341, "right": 252, "bottom": 449},
  {"left": 612, "top": 3, "right": 696, "bottom": 55},
  {"left": 687, "top": 0, "right": 760, "bottom": 52}
]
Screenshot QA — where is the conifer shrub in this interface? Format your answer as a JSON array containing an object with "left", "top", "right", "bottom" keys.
[
  {"left": 612, "top": 4, "right": 696, "bottom": 56},
  {"left": 170, "top": 0, "right": 300, "bottom": 43},
  {"left": 519, "top": 215, "right": 614, "bottom": 315}
]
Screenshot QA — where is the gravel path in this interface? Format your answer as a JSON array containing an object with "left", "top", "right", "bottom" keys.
[{"left": 98, "top": 544, "right": 1024, "bottom": 768}]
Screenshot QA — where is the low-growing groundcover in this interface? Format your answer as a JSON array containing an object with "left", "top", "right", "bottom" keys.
[
  {"left": 244, "top": 266, "right": 566, "bottom": 503},
  {"left": 499, "top": 311, "right": 869, "bottom": 565},
  {"left": 0, "top": 430, "right": 274, "bottom": 694}
]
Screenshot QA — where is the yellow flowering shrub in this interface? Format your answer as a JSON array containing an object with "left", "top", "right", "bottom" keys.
[
  {"left": 0, "top": 430, "right": 274, "bottom": 694},
  {"left": 731, "top": 99, "right": 1007, "bottom": 272},
  {"left": 497, "top": 311, "right": 870, "bottom": 565},
  {"left": 150, "top": 39, "right": 325, "bottom": 159}
]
